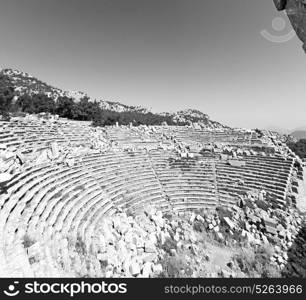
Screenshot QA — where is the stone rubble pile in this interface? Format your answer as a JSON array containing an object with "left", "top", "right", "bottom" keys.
[
  {"left": 1, "top": 140, "right": 101, "bottom": 174},
  {"left": 0, "top": 146, "right": 24, "bottom": 184},
  {"left": 31, "top": 142, "right": 89, "bottom": 167},
  {"left": 89, "top": 129, "right": 111, "bottom": 152},
  {"left": 195, "top": 192, "right": 306, "bottom": 273},
  {"left": 46, "top": 207, "right": 171, "bottom": 278},
  {"left": 19, "top": 194, "right": 306, "bottom": 278},
  {"left": 45, "top": 207, "right": 211, "bottom": 278},
  {"left": 90, "top": 193, "right": 305, "bottom": 277},
  {"left": 91, "top": 209, "right": 165, "bottom": 278}
]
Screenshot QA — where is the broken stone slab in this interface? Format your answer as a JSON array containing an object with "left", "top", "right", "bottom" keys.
[
  {"left": 144, "top": 206, "right": 157, "bottom": 218},
  {"left": 278, "top": 230, "right": 286, "bottom": 239},
  {"left": 36, "top": 150, "right": 49, "bottom": 164},
  {"left": 141, "top": 253, "right": 158, "bottom": 263},
  {"left": 15, "top": 151, "right": 25, "bottom": 165},
  {"left": 129, "top": 261, "right": 141, "bottom": 277},
  {"left": 220, "top": 269, "right": 233, "bottom": 278},
  {"left": 0, "top": 172, "right": 13, "bottom": 184},
  {"left": 196, "top": 215, "right": 205, "bottom": 223},
  {"left": 265, "top": 226, "right": 278, "bottom": 236},
  {"left": 223, "top": 217, "right": 235, "bottom": 230},
  {"left": 274, "top": 245, "right": 282, "bottom": 253},
  {"left": 262, "top": 235, "right": 269, "bottom": 245},
  {"left": 152, "top": 215, "right": 165, "bottom": 228},
  {"left": 51, "top": 142, "right": 60, "bottom": 159},
  {"left": 248, "top": 214, "right": 261, "bottom": 224},
  {"left": 148, "top": 232, "right": 157, "bottom": 245},
  {"left": 189, "top": 213, "right": 196, "bottom": 223},
  {"left": 228, "top": 159, "right": 246, "bottom": 167},
  {"left": 142, "top": 262, "right": 153, "bottom": 277},
  {"left": 0, "top": 157, "right": 15, "bottom": 172},
  {"left": 262, "top": 216, "right": 278, "bottom": 228},
  {"left": 66, "top": 158, "right": 75, "bottom": 167},
  {"left": 241, "top": 230, "right": 256, "bottom": 244},
  {"left": 97, "top": 253, "right": 108, "bottom": 262},
  {"left": 208, "top": 223, "right": 214, "bottom": 230},
  {"left": 144, "top": 241, "right": 156, "bottom": 253},
  {"left": 158, "top": 231, "right": 166, "bottom": 245},
  {"left": 152, "top": 264, "right": 163, "bottom": 275},
  {"left": 216, "top": 232, "right": 224, "bottom": 241},
  {"left": 27, "top": 242, "right": 41, "bottom": 259},
  {"left": 213, "top": 226, "right": 220, "bottom": 232}
]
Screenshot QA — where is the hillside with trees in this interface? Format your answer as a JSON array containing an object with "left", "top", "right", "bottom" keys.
[
  {"left": 0, "top": 68, "right": 229, "bottom": 129},
  {"left": 0, "top": 77, "right": 180, "bottom": 126},
  {"left": 287, "top": 139, "right": 306, "bottom": 159}
]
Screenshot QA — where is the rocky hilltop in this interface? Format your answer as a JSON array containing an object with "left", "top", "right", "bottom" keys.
[
  {"left": 0, "top": 68, "right": 228, "bottom": 129},
  {"left": 0, "top": 68, "right": 149, "bottom": 113},
  {"left": 1, "top": 68, "right": 87, "bottom": 102}
]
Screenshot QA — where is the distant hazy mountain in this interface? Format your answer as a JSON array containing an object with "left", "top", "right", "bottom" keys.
[
  {"left": 288, "top": 126, "right": 306, "bottom": 140},
  {"left": 264, "top": 125, "right": 306, "bottom": 140},
  {"left": 291, "top": 126, "right": 306, "bottom": 132},
  {"left": 265, "top": 126, "right": 289, "bottom": 135},
  {"left": 290, "top": 130, "right": 306, "bottom": 140}
]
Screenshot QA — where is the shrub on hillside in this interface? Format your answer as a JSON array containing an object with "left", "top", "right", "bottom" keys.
[
  {"left": 75, "top": 236, "right": 87, "bottom": 256},
  {"left": 287, "top": 139, "right": 306, "bottom": 159},
  {"left": 16, "top": 94, "right": 56, "bottom": 114},
  {"left": 22, "top": 234, "right": 36, "bottom": 248},
  {"left": 159, "top": 237, "right": 177, "bottom": 255},
  {"left": 158, "top": 254, "right": 192, "bottom": 278},
  {"left": 233, "top": 246, "right": 280, "bottom": 278},
  {"left": 0, "top": 75, "right": 15, "bottom": 117}
]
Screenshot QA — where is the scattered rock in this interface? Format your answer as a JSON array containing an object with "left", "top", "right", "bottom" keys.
[
  {"left": 129, "top": 261, "right": 141, "bottom": 277},
  {"left": 142, "top": 262, "right": 153, "bottom": 277},
  {"left": 223, "top": 217, "right": 235, "bottom": 230}
]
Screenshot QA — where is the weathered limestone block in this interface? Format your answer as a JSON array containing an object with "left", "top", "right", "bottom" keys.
[{"left": 0, "top": 172, "right": 13, "bottom": 183}]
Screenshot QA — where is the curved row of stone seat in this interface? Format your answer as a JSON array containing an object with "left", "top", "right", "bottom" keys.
[
  {"left": 217, "top": 165, "right": 290, "bottom": 184},
  {"left": 0, "top": 151, "right": 171, "bottom": 275},
  {"left": 80, "top": 152, "right": 168, "bottom": 211},
  {"left": 20, "top": 150, "right": 166, "bottom": 251},
  {"left": 2, "top": 164, "right": 90, "bottom": 242},
  {"left": 149, "top": 150, "right": 219, "bottom": 209},
  {"left": 0, "top": 159, "right": 106, "bottom": 274},
  {"left": 2, "top": 152, "right": 136, "bottom": 237},
  {"left": 215, "top": 156, "right": 294, "bottom": 206},
  {"left": 0, "top": 157, "right": 101, "bottom": 236},
  {"left": 0, "top": 163, "right": 69, "bottom": 276},
  {"left": 160, "top": 127, "right": 261, "bottom": 145},
  {"left": 0, "top": 141, "right": 298, "bottom": 276},
  {"left": 220, "top": 157, "right": 292, "bottom": 180},
  {"left": 2, "top": 149, "right": 215, "bottom": 249},
  {"left": 0, "top": 120, "right": 94, "bottom": 153},
  {"left": 105, "top": 127, "right": 163, "bottom": 147}
]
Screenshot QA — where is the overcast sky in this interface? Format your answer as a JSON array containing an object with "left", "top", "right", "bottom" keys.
[{"left": 0, "top": 0, "right": 305, "bottom": 129}]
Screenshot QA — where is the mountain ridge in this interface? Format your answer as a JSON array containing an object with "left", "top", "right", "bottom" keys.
[{"left": 0, "top": 67, "right": 229, "bottom": 129}]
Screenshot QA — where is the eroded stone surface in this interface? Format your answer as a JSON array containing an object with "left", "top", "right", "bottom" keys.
[{"left": 274, "top": 0, "right": 306, "bottom": 52}]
